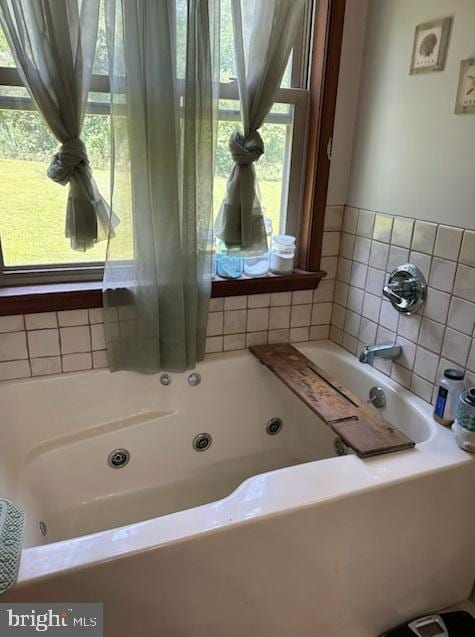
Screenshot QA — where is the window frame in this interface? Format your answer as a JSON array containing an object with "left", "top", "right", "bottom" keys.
[{"left": 0, "top": 0, "right": 346, "bottom": 310}]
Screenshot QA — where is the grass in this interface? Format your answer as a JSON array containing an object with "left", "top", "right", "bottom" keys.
[{"left": 0, "top": 158, "right": 283, "bottom": 266}]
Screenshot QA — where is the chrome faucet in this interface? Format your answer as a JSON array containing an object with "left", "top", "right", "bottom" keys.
[{"left": 359, "top": 342, "right": 402, "bottom": 365}]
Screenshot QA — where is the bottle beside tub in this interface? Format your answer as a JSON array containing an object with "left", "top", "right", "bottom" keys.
[
  {"left": 433, "top": 368, "right": 465, "bottom": 426},
  {"left": 452, "top": 388, "right": 475, "bottom": 453}
]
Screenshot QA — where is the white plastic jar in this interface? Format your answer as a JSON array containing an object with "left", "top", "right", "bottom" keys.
[{"left": 270, "top": 235, "right": 296, "bottom": 274}]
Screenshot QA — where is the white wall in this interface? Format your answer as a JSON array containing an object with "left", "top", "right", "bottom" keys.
[
  {"left": 347, "top": 0, "right": 475, "bottom": 229},
  {"left": 326, "top": 0, "right": 368, "bottom": 206}
]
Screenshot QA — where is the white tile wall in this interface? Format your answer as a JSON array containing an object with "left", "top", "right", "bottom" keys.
[{"left": 329, "top": 206, "right": 475, "bottom": 404}]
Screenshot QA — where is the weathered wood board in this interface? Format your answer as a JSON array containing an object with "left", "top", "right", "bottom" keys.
[{"left": 250, "top": 343, "right": 415, "bottom": 458}]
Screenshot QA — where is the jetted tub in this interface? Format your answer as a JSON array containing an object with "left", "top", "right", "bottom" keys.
[{"left": 1, "top": 340, "right": 474, "bottom": 636}]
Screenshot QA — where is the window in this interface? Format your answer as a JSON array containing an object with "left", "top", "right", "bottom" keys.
[{"left": 0, "top": 0, "right": 312, "bottom": 286}]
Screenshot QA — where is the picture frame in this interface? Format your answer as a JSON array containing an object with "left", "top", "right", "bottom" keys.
[
  {"left": 455, "top": 58, "right": 475, "bottom": 114},
  {"left": 409, "top": 17, "right": 452, "bottom": 75}
]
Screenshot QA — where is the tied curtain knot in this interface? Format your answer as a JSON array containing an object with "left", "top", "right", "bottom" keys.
[
  {"left": 47, "top": 137, "right": 90, "bottom": 186},
  {"left": 229, "top": 130, "right": 264, "bottom": 166}
]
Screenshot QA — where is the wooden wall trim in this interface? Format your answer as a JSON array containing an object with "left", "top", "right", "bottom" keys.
[{"left": 297, "top": 0, "right": 347, "bottom": 271}]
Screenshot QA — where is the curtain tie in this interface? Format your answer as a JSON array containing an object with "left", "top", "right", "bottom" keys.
[
  {"left": 229, "top": 130, "right": 264, "bottom": 166},
  {"left": 47, "top": 137, "right": 90, "bottom": 186}
]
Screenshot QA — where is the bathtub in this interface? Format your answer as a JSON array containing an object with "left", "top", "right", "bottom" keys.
[{"left": 1, "top": 340, "right": 474, "bottom": 636}]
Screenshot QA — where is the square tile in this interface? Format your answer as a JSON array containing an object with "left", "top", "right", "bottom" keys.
[
  {"left": 92, "top": 350, "right": 109, "bottom": 369},
  {"left": 270, "top": 292, "right": 292, "bottom": 307},
  {"left": 434, "top": 225, "right": 463, "bottom": 261},
  {"left": 396, "top": 336, "right": 416, "bottom": 370},
  {"left": 247, "top": 308, "right": 270, "bottom": 332},
  {"left": 268, "top": 329, "right": 290, "bottom": 344},
  {"left": 340, "top": 233, "right": 355, "bottom": 259},
  {"left": 373, "top": 357, "right": 393, "bottom": 377},
  {"left": 353, "top": 237, "right": 371, "bottom": 264},
  {"left": 324, "top": 206, "right": 344, "bottom": 230},
  {"left": 467, "top": 341, "right": 475, "bottom": 372},
  {"left": 362, "top": 293, "right": 381, "bottom": 322},
  {"left": 418, "top": 318, "right": 445, "bottom": 353},
  {"left": 397, "top": 313, "right": 421, "bottom": 343},
  {"left": 290, "top": 304, "right": 312, "bottom": 328},
  {"left": 391, "top": 217, "right": 414, "bottom": 248},
  {"left": 334, "top": 281, "right": 349, "bottom": 306},
  {"left": 321, "top": 257, "right": 337, "bottom": 279},
  {"left": 208, "top": 297, "right": 224, "bottom": 312},
  {"left": 246, "top": 331, "right": 268, "bottom": 347},
  {"left": 356, "top": 210, "right": 375, "bottom": 238},
  {"left": 269, "top": 306, "right": 291, "bottom": 330},
  {"left": 88, "top": 308, "right": 104, "bottom": 324},
  {"left": 311, "top": 303, "right": 332, "bottom": 325},
  {"left": 207, "top": 312, "right": 224, "bottom": 336},
  {"left": 292, "top": 290, "right": 313, "bottom": 305},
  {"left": 205, "top": 336, "right": 223, "bottom": 353},
  {"left": 0, "top": 360, "right": 30, "bottom": 381},
  {"left": 460, "top": 231, "right": 475, "bottom": 267},
  {"left": 387, "top": 246, "right": 409, "bottom": 272},
  {"left": 342, "top": 206, "right": 358, "bottom": 234},
  {"left": 337, "top": 258, "right": 352, "bottom": 283},
  {"left": 24, "top": 312, "right": 57, "bottom": 330},
  {"left": 0, "top": 315, "right": 24, "bottom": 333},
  {"left": 313, "top": 280, "right": 334, "bottom": 303},
  {"left": 223, "top": 334, "right": 246, "bottom": 351},
  {"left": 344, "top": 310, "right": 361, "bottom": 337},
  {"left": 441, "top": 328, "right": 470, "bottom": 367},
  {"left": 448, "top": 297, "right": 475, "bottom": 336},
  {"left": 453, "top": 265, "right": 475, "bottom": 301},
  {"left": 289, "top": 327, "right": 309, "bottom": 343},
  {"left": 411, "top": 374, "right": 434, "bottom": 403},
  {"left": 224, "top": 295, "right": 247, "bottom": 310},
  {"left": 424, "top": 288, "right": 451, "bottom": 324},
  {"left": 62, "top": 353, "right": 92, "bottom": 373},
  {"left": 223, "top": 309, "right": 247, "bottom": 334},
  {"left": 329, "top": 325, "right": 343, "bottom": 345},
  {"left": 359, "top": 318, "right": 377, "bottom": 345},
  {"left": 414, "top": 347, "right": 439, "bottom": 383},
  {"left": 310, "top": 325, "right": 330, "bottom": 340},
  {"left": 342, "top": 333, "right": 358, "bottom": 354},
  {"left": 391, "top": 363, "right": 412, "bottom": 388},
  {"left": 57, "top": 309, "right": 89, "bottom": 327},
  {"left": 321, "top": 232, "right": 341, "bottom": 257},
  {"left": 90, "top": 323, "right": 106, "bottom": 350},
  {"left": 379, "top": 301, "right": 399, "bottom": 331},
  {"left": 429, "top": 258, "right": 456, "bottom": 293},
  {"left": 347, "top": 286, "right": 364, "bottom": 314},
  {"left": 365, "top": 268, "right": 385, "bottom": 296},
  {"left": 350, "top": 262, "right": 367, "bottom": 289},
  {"left": 31, "top": 356, "right": 61, "bottom": 377},
  {"left": 373, "top": 214, "right": 393, "bottom": 243},
  {"left": 409, "top": 252, "right": 432, "bottom": 280},
  {"left": 411, "top": 221, "right": 437, "bottom": 254},
  {"left": 248, "top": 294, "right": 270, "bottom": 308},
  {"left": 27, "top": 329, "right": 59, "bottom": 358},
  {"left": 369, "top": 241, "right": 389, "bottom": 270},
  {"left": 332, "top": 304, "right": 346, "bottom": 330},
  {"left": 59, "top": 326, "right": 91, "bottom": 354}
]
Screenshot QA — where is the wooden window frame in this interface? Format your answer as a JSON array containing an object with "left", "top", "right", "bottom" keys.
[{"left": 0, "top": 0, "right": 346, "bottom": 314}]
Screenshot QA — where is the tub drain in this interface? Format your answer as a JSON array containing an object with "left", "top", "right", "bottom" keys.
[
  {"left": 108, "top": 448, "right": 130, "bottom": 468},
  {"left": 193, "top": 433, "right": 212, "bottom": 452},
  {"left": 266, "top": 417, "right": 283, "bottom": 435}
]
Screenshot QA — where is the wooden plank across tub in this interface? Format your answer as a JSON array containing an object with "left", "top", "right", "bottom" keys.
[{"left": 249, "top": 343, "right": 415, "bottom": 458}]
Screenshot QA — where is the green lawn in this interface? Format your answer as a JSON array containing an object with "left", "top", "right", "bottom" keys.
[{"left": 0, "top": 158, "right": 282, "bottom": 266}]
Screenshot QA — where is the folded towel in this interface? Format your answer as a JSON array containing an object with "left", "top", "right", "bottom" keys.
[{"left": 0, "top": 498, "right": 26, "bottom": 595}]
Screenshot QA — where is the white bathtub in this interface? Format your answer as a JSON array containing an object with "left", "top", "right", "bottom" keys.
[{"left": 1, "top": 340, "right": 474, "bottom": 636}]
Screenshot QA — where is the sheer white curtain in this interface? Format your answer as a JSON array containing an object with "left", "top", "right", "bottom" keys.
[
  {"left": 215, "top": 0, "right": 305, "bottom": 251},
  {"left": 103, "top": 0, "right": 219, "bottom": 373},
  {"left": 0, "top": 0, "right": 116, "bottom": 251}
]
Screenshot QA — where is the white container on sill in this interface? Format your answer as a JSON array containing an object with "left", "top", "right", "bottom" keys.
[{"left": 270, "top": 235, "right": 296, "bottom": 274}]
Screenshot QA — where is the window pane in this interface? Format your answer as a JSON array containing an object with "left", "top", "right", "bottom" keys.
[
  {"left": 0, "top": 25, "right": 15, "bottom": 67},
  {"left": 0, "top": 109, "right": 112, "bottom": 266},
  {"left": 214, "top": 101, "right": 293, "bottom": 236}
]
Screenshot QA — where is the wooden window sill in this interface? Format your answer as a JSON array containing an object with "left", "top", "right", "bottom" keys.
[{"left": 0, "top": 270, "right": 326, "bottom": 315}]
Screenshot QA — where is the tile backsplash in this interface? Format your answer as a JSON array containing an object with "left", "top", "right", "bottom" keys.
[{"left": 327, "top": 206, "right": 475, "bottom": 404}]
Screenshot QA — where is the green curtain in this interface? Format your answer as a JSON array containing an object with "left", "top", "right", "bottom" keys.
[{"left": 103, "top": 0, "right": 219, "bottom": 373}]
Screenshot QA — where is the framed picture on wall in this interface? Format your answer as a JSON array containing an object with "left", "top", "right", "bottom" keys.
[
  {"left": 409, "top": 17, "right": 452, "bottom": 74},
  {"left": 455, "top": 58, "right": 475, "bottom": 114}
]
